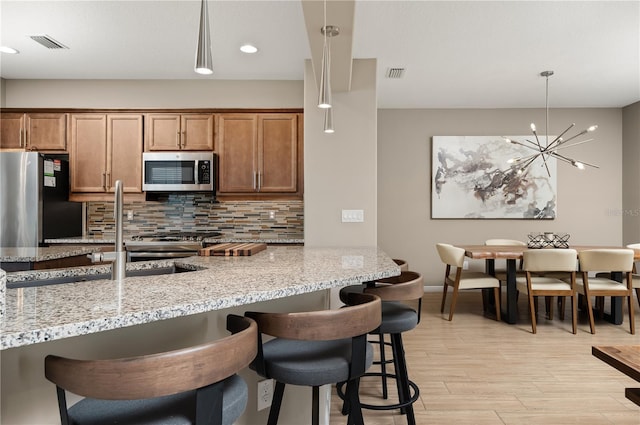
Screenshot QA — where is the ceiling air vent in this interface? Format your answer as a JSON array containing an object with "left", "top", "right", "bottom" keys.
[
  {"left": 29, "top": 35, "right": 68, "bottom": 49},
  {"left": 385, "top": 68, "right": 405, "bottom": 79}
]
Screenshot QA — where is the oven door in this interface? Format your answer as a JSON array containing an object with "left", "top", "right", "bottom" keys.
[{"left": 142, "top": 152, "right": 213, "bottom": 192}]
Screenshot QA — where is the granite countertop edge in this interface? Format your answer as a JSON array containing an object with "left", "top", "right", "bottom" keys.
[{"left": 1, "top": 246, "right": 399, "bottom": 350}]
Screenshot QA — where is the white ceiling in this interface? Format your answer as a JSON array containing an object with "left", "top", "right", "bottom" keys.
[{"left": 1, "top": 0, "right": 639, "bottom": 109}]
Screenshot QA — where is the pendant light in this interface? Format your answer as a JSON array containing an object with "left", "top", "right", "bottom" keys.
[
  {"left": 195, "top": 0, "right": 213, "bottom": 75},
  {"left": 323, "top": 108, "right": 334, "bottom": 134},
  {"left": 318, "top": 0, "right": 339, "bottom": 109}
]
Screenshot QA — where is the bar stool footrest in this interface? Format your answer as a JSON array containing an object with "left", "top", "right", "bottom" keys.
[{"left": 336, "top": 372, "right": 420, "bottom": 411}]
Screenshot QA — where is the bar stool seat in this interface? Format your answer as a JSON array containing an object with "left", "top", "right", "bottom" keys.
[{"left": 65, "top": 375, "right": 247, "bottom": 425}]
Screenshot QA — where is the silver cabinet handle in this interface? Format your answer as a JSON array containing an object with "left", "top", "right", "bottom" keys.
[
  {"left": 253, "top": 171, "right": 257, "bottom": 191},
  {"left": 19, "top": 128, "right": 25, "bottom": 148},
  {"left": 102, "top": 173, "right": 107, "bottom": 190},
  {"left": 181, "top": 131, "right": 186, "bottom": 148},
  {"left": 258, "top": 172, "right": 262, "bottom": 191},
  {"left": 176, "top": 131, "right": 180, "bottom": 148}
]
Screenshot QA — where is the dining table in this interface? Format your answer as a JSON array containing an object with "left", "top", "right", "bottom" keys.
[
  {"left": 457, "top": 245, "right": 640, "bottom": 325},
  {"left": 592, "top": 345, "right": 640, "bottom": 406}
]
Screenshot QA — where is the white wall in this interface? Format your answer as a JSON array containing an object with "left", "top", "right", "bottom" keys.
[
  {"left": 0, "top": 78, "right": 6, "bottom": 107},
  {"left": 303, "top": 59, "right": 378, "bottom": 247},
  {"left": 622, "top": 101, "right": 640, "bottom": 245},
  {"left": 377, "top": 108, "right": 624, "bottom": 284},
  {"left": 3, "top": 79, "right": 303, "bottom": 108}
]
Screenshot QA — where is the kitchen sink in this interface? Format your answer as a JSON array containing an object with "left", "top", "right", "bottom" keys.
[{"left": 7, "top": 266, "right": 195, "bottom": 289}]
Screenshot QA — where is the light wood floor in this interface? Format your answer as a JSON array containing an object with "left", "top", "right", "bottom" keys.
[{"left": 329, "top": 290, "right": 640, "bottom": 425}]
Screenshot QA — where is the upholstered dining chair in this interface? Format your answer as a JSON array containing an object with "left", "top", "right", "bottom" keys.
[
  {"left": 574, "top": 249, "right": 635, "bottom": 334},
  {"left": 245, "top": 292, "right": 382, "bottom": 425},
  {"left": 596, "top": 243, "right": 640, "bottom": 308},
  {"left": 515, "top": 249, "right": 578, "bottom": 334},
  {"left": 626, "top": 244, "right": 640, "bottom": 307},
  {"left": 436, "top": 243, "right": 501, "bottom": 321},
  {"left": 484, "top": 239, "right": 527, "bottom": 282},
  {"left": 44, "top": 315, "right": 257, "bottom": 425}
]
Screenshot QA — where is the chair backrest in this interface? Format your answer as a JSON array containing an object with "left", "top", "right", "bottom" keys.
[
  {"left": 393, "top": 258, "right": 409, "bottom": 271},
  {"left": 578, "top": 249, "right": 634, "bottom": 272},
  {"left": 436, "top": 243, "right": 465, "bottom": 268},
  {"left": 45, "top": 315, "right": 257, "bottom": 400},
  {"left": 364, "top": 271, "right": 424, "bottom": 302},
  {"left": 485, "top": 239, "right": 527, "bottom": 246},
  {"left": 246, "top": 292, "right": 381, "bottom": 341},
  {"left": 523, "top": 249, "right": 577, "bottom": 272}
]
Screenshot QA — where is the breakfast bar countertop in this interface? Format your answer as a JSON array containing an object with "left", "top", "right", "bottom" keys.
[{"left": 0, "top": 246, "right": 399, "bottom": 350}]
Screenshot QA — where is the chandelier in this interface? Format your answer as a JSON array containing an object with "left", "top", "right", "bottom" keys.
[{"left": 503, "top": 71, "right": 599, "bottom": 177}]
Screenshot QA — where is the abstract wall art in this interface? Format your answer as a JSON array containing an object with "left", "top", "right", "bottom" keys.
[{"left": 431, "top": 136, "right": 557, "bottom": 219}]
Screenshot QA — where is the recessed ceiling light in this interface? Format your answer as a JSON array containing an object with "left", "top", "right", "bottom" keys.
[
  {"left": 0, "top": 46, "right": 19, "bottom": 54},
  {"left": 240, "top": 44, "right": 258, "bottom": 54}
]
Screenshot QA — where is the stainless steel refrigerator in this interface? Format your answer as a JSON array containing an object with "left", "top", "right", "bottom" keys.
[{"left": 0, "top": 151, "right": 83, "bottom": 247}]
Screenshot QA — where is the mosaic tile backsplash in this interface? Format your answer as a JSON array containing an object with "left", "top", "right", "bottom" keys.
[{"left": 87, "top": 194, "right": 304, "bottom": 238}]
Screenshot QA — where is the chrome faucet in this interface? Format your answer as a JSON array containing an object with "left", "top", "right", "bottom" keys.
[{"left": 111, "top": 180, "right": 126, "bottom": 280}]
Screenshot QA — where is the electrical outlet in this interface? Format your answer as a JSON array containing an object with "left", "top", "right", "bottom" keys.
[
  {"left": 257, "top": 379, "right": 274, "bottom": 411},
  {"left": 463, "top": 260, "right": 469, "bottom": 270},
  {"left": 127, "top": 210, "right": 133, "bottom": 220},
  {"left": 269, "top": 210, "right": 276, "bottom": 219}
]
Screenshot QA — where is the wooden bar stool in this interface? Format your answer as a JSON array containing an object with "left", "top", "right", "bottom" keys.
[
  {"left": 245, "top": 292, "right": 382, "bottom": 425},
  {"left": 338, "top": 271, "right": 424, "bottom": 425},
  {"left": 393, "top": 258, "right": 409, "bottom": 271},
  {"left": 44, "top": 315, "right": 257, "bottom": 425}
]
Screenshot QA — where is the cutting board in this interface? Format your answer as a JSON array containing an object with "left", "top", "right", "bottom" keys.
[{"left": 198, "top": 243, "right": 267, "bottom": 257}]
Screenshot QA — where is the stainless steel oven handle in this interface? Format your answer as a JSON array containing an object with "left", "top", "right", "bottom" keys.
[{"left": 194, "top": 160, "right": 199, "bottom": 184}]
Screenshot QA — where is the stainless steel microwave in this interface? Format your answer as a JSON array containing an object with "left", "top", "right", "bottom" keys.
[{"left": 142, "top": 152, "right": 214, "bottom": 192}]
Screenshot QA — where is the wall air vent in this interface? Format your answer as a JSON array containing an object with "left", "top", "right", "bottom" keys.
[
  {"left": 385, "top": 68, "right": 405, "bottom": 79},
  {"left": 29, "top": 35, "right": 68, "bottom": 49}
]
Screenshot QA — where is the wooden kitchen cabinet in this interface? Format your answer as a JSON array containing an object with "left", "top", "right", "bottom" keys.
[
  {"left": 70, "top": 114, "right": 143, "bottom": 195},
  {"left": 145, "top": 113, "right": 214, "bottom": 151},
  {"left": 217, "top": 113, "right": 302, "bottom": 198},
  {"left": 0, "top": 112, "right": 67, "bottom": 152}
]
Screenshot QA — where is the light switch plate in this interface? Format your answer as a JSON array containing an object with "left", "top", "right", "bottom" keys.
[{"left": 341, "top": 209, "right": 364, "bottom": 222}]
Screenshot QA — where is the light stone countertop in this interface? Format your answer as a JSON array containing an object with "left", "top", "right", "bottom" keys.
[
  {"left": 0, "top": 246, "right": 399, "bottom": 350},
  {"left": 0, "top": 246, "right": 103, "bottom": 262}
]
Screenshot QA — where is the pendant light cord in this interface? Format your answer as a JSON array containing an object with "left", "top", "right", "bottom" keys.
[
  {"left": 545, "top": 74, "right": 549, "bottom": 147},
  {"left": 323, "top": 0, "right": 327, "bottom": 49}
]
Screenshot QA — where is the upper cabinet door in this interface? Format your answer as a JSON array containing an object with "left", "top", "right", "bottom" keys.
[
  {"left": 26, "top": 113, "right": 67, "bottom": 152},
  {"left": 145, "top": 113, "right": 214, "bottom": 151},
  {"left": 70, "top": 114, "right": 108, "bottom": 193},
  {"left": 217, "top": 114, "right": 258, "bottom": 193},
  {"left": 181, "top": 114, "right": 214, "bottom": 150},
  {"left": 258, "top": 114, "right": 298, "bottom": 193},
  {"left": 0, "top": 113, "right": 25, "bottom": 149},
  {"left": 107, "top": 114, "right": 143, "bottom": 193},
  {"left": 145, "top": 114, "right": 181, "bottom": 151}
]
